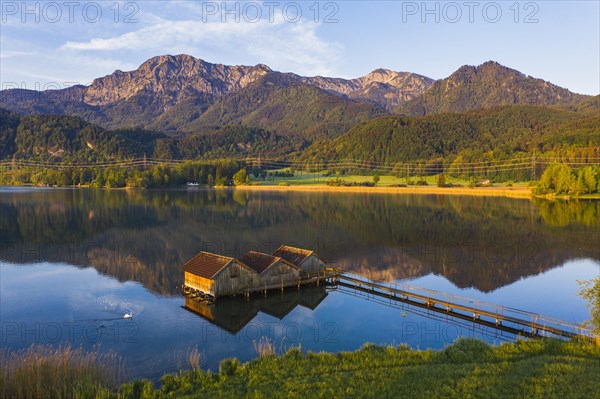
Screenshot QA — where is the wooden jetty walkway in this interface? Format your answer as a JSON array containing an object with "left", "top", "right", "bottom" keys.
[
  {"left": 181, "top": 254, "right": 594, "bottom": 341},
  {"left": 325, "top": 272, "right": 595, "bottom": 341}
]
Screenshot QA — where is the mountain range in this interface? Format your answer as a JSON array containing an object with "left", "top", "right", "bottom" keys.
[
  {"left": 0, "top": 55, "right": 591, "bottom": 134},
  {"left": 0, "top": 54, "right": 597, "bottom": 164}
]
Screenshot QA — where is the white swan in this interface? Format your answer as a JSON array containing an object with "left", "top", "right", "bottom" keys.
[{"left": 123, "top": 313, "right": 133, "bottom": 319}]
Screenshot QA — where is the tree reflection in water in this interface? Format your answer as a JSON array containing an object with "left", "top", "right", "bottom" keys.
[{"left": 0, "top": 188, "right": 598, "bottom": 295}]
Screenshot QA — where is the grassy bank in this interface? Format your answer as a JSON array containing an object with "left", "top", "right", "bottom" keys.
[
  {"left": 3, "top": 339, "right": 599, "bottom": 398},
  {"left": 115, "top": 338, "right": 599, "bottom": 399}
]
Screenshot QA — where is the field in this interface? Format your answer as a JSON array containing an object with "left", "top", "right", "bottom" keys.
[
  {"left": 251, "top": 170, "right": 531, "bottom": 187},
  {"left": 242, "top": 171, "right": 533, "bottom": 198}
]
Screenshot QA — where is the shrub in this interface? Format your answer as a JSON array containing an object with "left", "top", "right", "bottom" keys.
[
  {"left": 578, "top": 277, "right": 600, "bottom": 335},
  {"left": 372, "top": 173, "right": 380, "bottom": 185},
  {"left": 232, "top": 168, "right": 249, "bottom": 186},
  {"left": 219, "top": 358, "right": 240, "bottom": 376}
]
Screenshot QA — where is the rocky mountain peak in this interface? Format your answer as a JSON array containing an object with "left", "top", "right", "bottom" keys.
[{"left": 83, "top": 54, "right": 271, "bottom": 107}]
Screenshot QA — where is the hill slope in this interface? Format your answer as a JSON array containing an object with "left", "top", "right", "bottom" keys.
[
  {"left": 299, "top": 105, "right": 600, "bottom": 165},
  {"left": 396, "top": 61, "right": 589, "bottom": 115},
  {"left": 0, "top": 109, "right": 300, "bottom": 162},
  {"left": 184, "top": 73, "right": 385, "bottom": 139}
]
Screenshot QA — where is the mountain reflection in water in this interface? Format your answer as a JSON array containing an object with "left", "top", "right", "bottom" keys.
[{"left": 0, "top": 188, "right": 598, "bottom": 295}]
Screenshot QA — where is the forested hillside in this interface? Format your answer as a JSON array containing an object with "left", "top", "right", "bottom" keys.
[
  {"left": 183, "top": 74, "right": 385, "bottom": 139},
  {"left": 396, "top": 62, "right": 589, "bottom": 115},
  {"left": 297, "top": 105, "right": 600, "bottom": 172},
  {"left": 0, "top": 110, "right": 300, "bottom": 162}
]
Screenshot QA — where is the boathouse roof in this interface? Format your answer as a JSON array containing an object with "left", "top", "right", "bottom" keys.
[
  {"left": 239, "top": 251, "right": 298, "bottom": 274},
  {"left": 273, "top": 245, "right": 315, "bottom": 265},
  {"left": 181, "top": 251, "right": 236, "bottom": 279}
]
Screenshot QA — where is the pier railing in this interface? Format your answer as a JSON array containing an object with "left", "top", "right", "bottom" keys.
[{"left": 327, "top": 271, "right": 596, "bottom": 340}]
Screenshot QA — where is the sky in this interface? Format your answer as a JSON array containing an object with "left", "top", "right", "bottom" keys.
[{"left": 1, "top": 1, "right": 599, "bottom": 95}]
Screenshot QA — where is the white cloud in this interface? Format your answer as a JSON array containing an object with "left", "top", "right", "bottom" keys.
[
  {"left": 1, "top": 3, "right": 342, "bottom": 87},
  {"left": 60, "top": 17, "right": 341, "bottom": 77},
  {"left": 0, "top": 50, "right": 34, "bottom": 58}
]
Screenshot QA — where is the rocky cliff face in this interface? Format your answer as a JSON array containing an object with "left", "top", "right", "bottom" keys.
[
  {"left": 83, "top": 54, "right": 272, "bottom": 108},
  {"left": 301, "top": 68, "right": 434, "bottom": 109},
  {"left": 81, "top": 54, "right": 432, "bottom": 111}
]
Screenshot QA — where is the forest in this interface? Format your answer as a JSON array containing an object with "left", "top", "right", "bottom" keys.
[{"left": 1, "top": 100, "right": 598, "bottom": 187}]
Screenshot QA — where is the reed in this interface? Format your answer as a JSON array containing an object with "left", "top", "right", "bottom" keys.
[
  {"left": 188, "top": 346, "right": 201, "bottom": 370},
  {"left": 253, "top": 337, "right": 276, "bottom": 357},
  {"left": 0, "top": 344, "right": 123, "bottom": 399}
]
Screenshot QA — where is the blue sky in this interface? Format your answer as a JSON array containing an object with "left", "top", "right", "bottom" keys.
[{"left": 1, "top": 1, "right": 598, "bottom": 94}]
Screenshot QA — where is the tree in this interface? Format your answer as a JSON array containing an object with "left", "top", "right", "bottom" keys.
[
  {"left": 535, "top": 164, "right": 575, "bottom": 195},
  {"left": 233, "top": 168, "right": 249, "bottom": 186},
  {"left": 437, "top": 174, "right": 446, "bottom": 187},
  {"left": 555, "top": 164, "right": 574, "bottom": 195},
  {"left": 215, "top": 164, "right": 225, "bottom": 186},
  {"left": 578, "top": 277, "right": 600, "bottom": 335},
  {"left": 578, "top": 166, "right": 598, "bottom": 194},
  {"left": 372, "top": 173, "right": 380, "bottom": 185}
]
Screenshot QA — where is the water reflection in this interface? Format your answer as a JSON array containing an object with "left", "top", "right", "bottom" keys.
[
  {"left": 183, "top": 285, "right": 328, "bottom": 334},
  {"left": 0, "top": 188, "right": 598, "bottom": 295}
]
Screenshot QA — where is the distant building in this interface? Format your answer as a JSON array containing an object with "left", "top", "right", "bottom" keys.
[
  {"left": 181, "top": 252, "right": 258, "bottom": 297},
  {"left": 273, "top": 245, "right": 326, "bottom": 275}
]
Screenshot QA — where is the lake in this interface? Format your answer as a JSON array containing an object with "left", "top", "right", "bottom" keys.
[{"left": 1, "top": 187, "right": 598, "bottom": 382}]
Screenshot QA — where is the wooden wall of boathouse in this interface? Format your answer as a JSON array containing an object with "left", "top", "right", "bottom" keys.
[
  {"left": 184, "top": 271, "right": 215, "bottom": 296},
  {"left": 257, "top": 259, "right": 300, "bottom": 288},
  {"left": 299, "top": 254, "right": 326, "bottom": 275},
  {"left": 213, "top": 261, "right": 259, "bottom": 297}
]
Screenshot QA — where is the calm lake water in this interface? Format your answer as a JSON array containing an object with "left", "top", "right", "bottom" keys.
[{"left": 1, "top": 187, "right": 598, "bottom": 381}]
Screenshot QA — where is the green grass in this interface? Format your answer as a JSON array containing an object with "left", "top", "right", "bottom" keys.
[
  {"left": 253, "top": 172, "right": 330, "bottom": 186},
  {"left": 118, "top": 338, "right": 600, "bottom": 399},
  {"left": 5, "top": 339, "right": 597, "bottom": 398},
  {"left": 251, "top": 171, "right": 531, "bottom": 188}
]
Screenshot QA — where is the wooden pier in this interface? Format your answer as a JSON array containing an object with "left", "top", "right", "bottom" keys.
[
  {"left": 182, "top": 262, "right": 595, "bottom": 341},
  {"left": 326, "top": 273, "right": 595, "bottom": 341}
]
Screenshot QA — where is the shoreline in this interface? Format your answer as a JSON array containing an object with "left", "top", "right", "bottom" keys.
[
  {"left": 231, "top": 184, "right": 534, "bottom": 198},
  {"left": 5, "top": 184, "right": 599, "bottom": 199},
  {"left": 4, "top": 338, "right": 600, "bottom": 398}
]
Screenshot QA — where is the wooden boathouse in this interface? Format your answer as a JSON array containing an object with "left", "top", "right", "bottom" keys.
[
  {"left": 181, "top": 252, "right": 258, "bottom": 297},
  {"left": 239, "top": 251, "right": 300, "bottom": 288},
  {"left": 182, "top": 245, "right": 329, "bottom": 299},
  {"left": 182, "top": 251, "right": 595, "bottom": 341},
  {"left": 273, "top": 245, "right": 326, "bottom": 275}
]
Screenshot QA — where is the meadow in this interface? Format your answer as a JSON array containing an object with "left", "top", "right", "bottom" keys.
[{"left": 5, "top": 338, "right": 598, "bottom": 398}]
